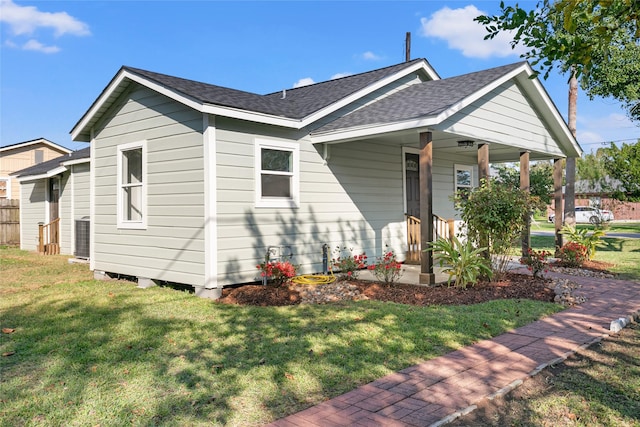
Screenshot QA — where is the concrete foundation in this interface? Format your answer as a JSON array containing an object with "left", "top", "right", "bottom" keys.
[
  {"left": 195, "top": 287, "right": 223, "bottom": 300},
  {"left": 137, "top": 277, "right": 156, "bottom": 289}
]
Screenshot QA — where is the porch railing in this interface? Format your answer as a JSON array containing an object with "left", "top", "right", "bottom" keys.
[
  {"left": 405, "top": 214, "right": 455, "bottom": 263},
  {"left": 38, "top": 218, "right": 60, "bottom": 255}
]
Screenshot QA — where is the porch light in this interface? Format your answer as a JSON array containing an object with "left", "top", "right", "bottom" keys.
[{"left": 457, "top": 140, "right": 475, "bottom": 148}]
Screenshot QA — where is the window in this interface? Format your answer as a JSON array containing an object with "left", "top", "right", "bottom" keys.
[
  {"left": 454, "top": 164, "right": 474, "bottom": 199},
  {"left": 117, "top": 141, "right": 146, "bottom": 229},
  {"left": 255, "top": 139, "right": 299, "bottom": 208},
  {"left": 34, "top": 150, "right": 44, "bottom": 164},
  {"left": 0, "top": 177, "right": 9, "bottom": 199}
]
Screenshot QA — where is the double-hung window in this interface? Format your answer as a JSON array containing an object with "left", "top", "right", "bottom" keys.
[
  {"left": 454, "top": 164, "right": 474, "bottom": 199},
  {"left": 0, "top": 177, "right": 9, "bottom": 199},
  {"left": 117, "top": 141, "right": 147, "bottom": 229},
  {"left": 255, "top": 139, "right": 299, "bottom": 208}
]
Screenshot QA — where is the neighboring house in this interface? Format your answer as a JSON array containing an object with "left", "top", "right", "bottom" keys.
[
  {"left": 13, "top": 148, "right": 91, "bottom": 256},
  {"left": 0, "top": 138, "right": 71, "bottom": 200},
  {"left": 70, "top": 58, "right": 582, "bottom": 298},
  {"left": 548, "top": 179, "right": 640, "bottom": 221}
]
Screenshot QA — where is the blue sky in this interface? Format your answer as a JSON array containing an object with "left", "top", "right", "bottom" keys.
[{"left": 1, "top": 0, "right": 638, "bottom": 153}]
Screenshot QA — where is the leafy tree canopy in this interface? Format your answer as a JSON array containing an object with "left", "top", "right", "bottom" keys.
[
  {"left": 493, "top": 161, "right": 554, "bottom": 209},
  {"left": 577, "top": 140, "right": 640, "bottom": 201},
  {"left": 476, "top": 0, "right": 640, "bottom": 121}
]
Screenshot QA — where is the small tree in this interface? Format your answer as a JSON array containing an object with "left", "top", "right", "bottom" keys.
[{"left": 454, "top": 179, "right": 534, "bottom": 278}]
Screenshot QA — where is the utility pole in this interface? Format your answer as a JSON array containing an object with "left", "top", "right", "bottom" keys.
[{"left": 405, "top": 32, "right": 411, "bottom": 62}]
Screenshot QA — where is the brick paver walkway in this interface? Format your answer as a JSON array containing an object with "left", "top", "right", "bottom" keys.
[{"left": 267, "top": 270, "right": 640, "bottom": 427}]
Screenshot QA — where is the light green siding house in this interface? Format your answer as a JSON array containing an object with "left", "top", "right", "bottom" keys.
[
  {"left": 14, "top": 148, "right": 90, "bottom": 256},
  {"left": 70, "top": 58, "right": 582, "bottom": 298}
]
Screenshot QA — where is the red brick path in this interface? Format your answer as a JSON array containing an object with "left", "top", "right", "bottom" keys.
[{"left": 267, "top": 270, "right": 640, "bottom": 427}]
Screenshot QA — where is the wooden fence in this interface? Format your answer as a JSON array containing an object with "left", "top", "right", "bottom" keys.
[{"left": 0, "top": 199, "right": 20, "bottom": 245}]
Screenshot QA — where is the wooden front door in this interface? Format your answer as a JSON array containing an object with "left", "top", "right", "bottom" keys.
[{"left": 405, "top": 153, "right": 420, "bottom": 217}]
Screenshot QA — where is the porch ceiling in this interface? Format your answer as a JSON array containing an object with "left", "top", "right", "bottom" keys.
[{"left": 341, "top": 128, "right": 564, "bottom": 163}]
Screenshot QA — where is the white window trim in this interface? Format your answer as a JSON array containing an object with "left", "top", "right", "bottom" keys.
[
  {"left": 454, "top": 164, "right": 474, "bottom": 191},
  {"left": 117, "top": 140, "right": 147, "bottom": 229},
  {"left": 0, "top": 176, "right": 11, "bottom": 199},
  {"left": 255, "top": 139, "right": 300, "bottom": 208}
]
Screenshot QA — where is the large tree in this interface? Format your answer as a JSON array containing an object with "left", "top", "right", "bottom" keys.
[
  {"left": 578, "top": 140, "right": 640, "bottom": 201},
  {"left": 476, "top": 0, "right": 640, "bottom": 121}
]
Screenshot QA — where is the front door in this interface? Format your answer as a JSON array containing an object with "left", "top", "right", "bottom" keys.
[
  {"left": 49, "top": 178, "right": 59, "bottom": 222},
  {"left": 405, "top": 153, "right": 420, "bottom": 217}
]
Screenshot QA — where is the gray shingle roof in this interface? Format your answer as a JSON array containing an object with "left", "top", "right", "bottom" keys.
[
  {"left": 313, "top": 62, "right": 526, "bottom": 133},
  {"left": 123, "top": 58, "right": 429, "bottom": 120},
  {"left": 13, "top": 147, "right": 90, "bottom": 178}
]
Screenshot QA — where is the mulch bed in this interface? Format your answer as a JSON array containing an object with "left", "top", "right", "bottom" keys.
[
  {"left": 217, "top": 260, "right": 616, "bottom": 307},
  {"left": 217, "top": 272, "right": 557, "bottom": 307}
]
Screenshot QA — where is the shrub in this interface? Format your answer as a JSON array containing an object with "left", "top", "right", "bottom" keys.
[
  {"left": 426, "top": 236, "right": 493, "bottom": 288},
  {"left": 558, "top": 242, "right": 589, "bottom": 268},
  {"left": 519, "top": 248, "right": 551, "bottom": 278},
  {"left": 256, "top": 260, "right": 297, "bottom": 286},
  {"left": 454, "top": 179, "right": 536, "bottom": 278},
  {"left": 332, "top": 246, "right": 367, "bottom": 280},
  {"left": 367, "top": 249, "right": 402, "bottom": 285},
  {"left": 560, "top": 224, "right": 606, "bottom": 260}
]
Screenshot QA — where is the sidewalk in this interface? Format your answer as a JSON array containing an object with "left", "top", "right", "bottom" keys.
[{"left": 267, "top": 270, "right": 640, "bottom": 427}]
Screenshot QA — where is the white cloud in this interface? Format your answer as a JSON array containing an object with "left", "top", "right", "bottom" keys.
[
  {"left": 22, "top": 39, "right": 60, "bottom": 54},
  {"left": 420, "top": 5, "right": 526, "bottom": 59},
  {"left": 361, "top": 51, "right": 382, "bottom": 61},
  {"left": 0, "top": 0, "right": 90, "bottom": 36},
  {"left": 331, "top": 72, "right": 352, "bottom": 80},
  {"left": 293, "top": 77, "right": 315, "bottom": 88},
  {"left": 576, "top": 130, "right": 603, "bottom": 144}
]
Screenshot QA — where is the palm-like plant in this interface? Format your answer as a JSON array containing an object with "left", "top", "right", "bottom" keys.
[{"left": 426, "top": 236, "right": 493, "bottom": 288}]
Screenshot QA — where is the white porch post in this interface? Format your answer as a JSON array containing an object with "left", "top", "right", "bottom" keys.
[
  {"left": 520, "top": 151, "right": 530, "bottom": 256},
  {"left": 419, "top": 131, "right": 435, "bottom": 285}
]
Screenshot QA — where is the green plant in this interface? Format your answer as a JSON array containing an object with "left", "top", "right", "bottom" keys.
[
  {"left": 454, "top": 179, "right": 535, "bottom": 277},
  {"left": 426, "top": 236, "right": 493, "bottom": 288},
  {"left": 520, "top": 248, "right": 551, "bottom": 278},
  {"left": 332, "top": 246, "right": 367, "bottom": 280},
  {"left": 367, "top": 249, "right": 402, "bottom": 285},
  {"left": 558, "top": 242, "right": 589, "bottom": 268},
  {"left": 560, "top": 224, "right": 606, "bottom": 259}
]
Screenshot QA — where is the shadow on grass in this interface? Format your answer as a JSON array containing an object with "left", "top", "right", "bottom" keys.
[{"left": 0, "top": 279, "right": 559, "bottom": 426}]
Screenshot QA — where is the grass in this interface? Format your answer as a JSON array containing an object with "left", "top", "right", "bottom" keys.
[
  {"left": 531, "top": 218, "right": 640, "bottom": 234},
  {"left": 0, "top": 247, "right": 562, "bottom": 426},
  {"left": 451, "top": 323, "right": 640, "bottom": 427},
  {"left": 529, "top": 233, "right": 640, "bottom": 281}
]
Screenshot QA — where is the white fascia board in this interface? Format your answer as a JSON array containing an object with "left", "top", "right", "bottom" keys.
[
  {"left": 16, "top": 166, "right": 67, "bottom": 183},
  {"left": 311, "top": 116, "right": 439, "bottom": 144},
  {"left": 0, "top": 138, "right": 71, "bottom": 154},
  {"left": 300, "top": 61, "right": 439, "bottom": 129},
  {"left": 61, "top": 158, "right": 90, "bottom": 167}
]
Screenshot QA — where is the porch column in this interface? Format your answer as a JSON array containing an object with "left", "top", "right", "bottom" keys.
[
  {"left": 419, "top": 131, "right": 435, "bottom": 285},
  {"left": 478, "top": 143, "right": 490, "bottom": 185},
  {"left": 520, "top": 151, "right": 530, "bottom": 257},
  {"left": 553, "top": 158, "right": 564, "bottom": 256}
]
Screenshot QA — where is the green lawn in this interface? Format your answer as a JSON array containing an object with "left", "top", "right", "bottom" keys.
[
  {"left": 529, "top": 232, "right": 640, "bottom": 281},
  {"left": 531, "top": 218, "right": 640, "bottom": 234},
  {"left": 0, "top": 247, "right": 561, "bottom": 427}
]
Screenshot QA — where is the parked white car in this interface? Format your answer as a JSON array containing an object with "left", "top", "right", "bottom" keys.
[{"left": 548, "top": 206, "right": 614, "bottom": 224}]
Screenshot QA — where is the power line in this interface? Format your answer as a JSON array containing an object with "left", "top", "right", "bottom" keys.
[{"left": 579, "top": 137, "right": 640, "bottom": 146}]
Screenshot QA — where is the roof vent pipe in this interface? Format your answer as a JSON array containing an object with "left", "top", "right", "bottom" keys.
[{"left": 281, "top": 89, "right": 286, "bottom": 99}]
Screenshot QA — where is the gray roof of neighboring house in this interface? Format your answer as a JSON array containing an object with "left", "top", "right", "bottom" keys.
[
  {"left": 13, "top": 147, "right": 90, "bottom": 178},
  {"left": 123, "top": 58, "right": 430, "bottom": 120},
  {"left": 312, "top": 62, "right": 526, "bottom": 133}
]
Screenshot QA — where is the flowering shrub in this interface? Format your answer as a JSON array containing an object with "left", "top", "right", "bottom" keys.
[
  {"left": 367, "top": 249, "right": 403, "bottom": 285},
  {"left": 256, "top": 260, "right": 297, "bottom": 286},
  {"left": 332, "top": 246, "right": 367, "bottom": 280},
  {"left": 558, "top": 242, "right": 589, "bottom": 268},
  {"left": 519, "top": 248, "right": 550, "bottom": 278}
]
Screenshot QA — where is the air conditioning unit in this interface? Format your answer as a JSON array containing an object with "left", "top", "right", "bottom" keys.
[{"left": 75, "top": 217, "right": 90, "bottom": 259}]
